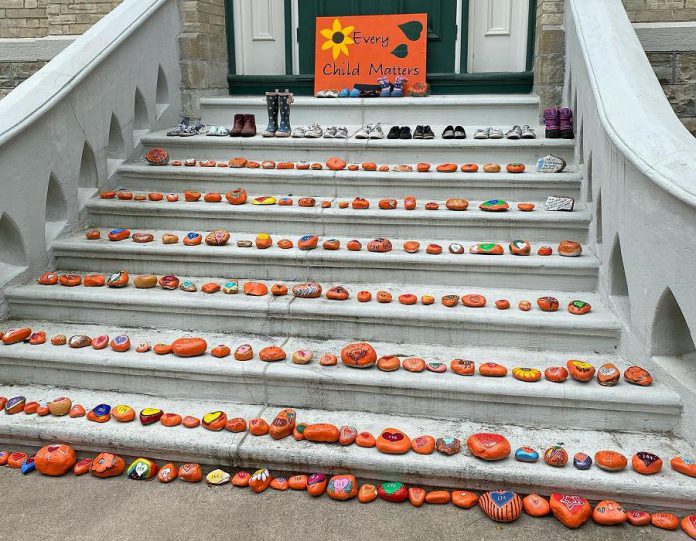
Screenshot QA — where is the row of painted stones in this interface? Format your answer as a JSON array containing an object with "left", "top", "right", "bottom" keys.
[
  {"left": 32, "top": 273, "right": 593, "bottom": 314},
  {"left": 3, "top": 399, "right": 692, "bottom": 479},
  {"left": 6, "top": 443, "right": 696, "bottom": 533},
  {"left": 0, "top": 330, "right": 651, "bottom": 387}
]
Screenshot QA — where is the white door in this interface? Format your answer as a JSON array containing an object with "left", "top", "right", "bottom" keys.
[
  {"left": 468, "top": 0, "right": 531, "bottom": 73},
  {"left": 233, "top": 0, "right": 286, "bottom": 75}
]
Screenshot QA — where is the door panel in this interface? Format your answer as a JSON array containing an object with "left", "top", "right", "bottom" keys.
[{"left": 468, "top": 0, "right": 530, "bottom": 72}]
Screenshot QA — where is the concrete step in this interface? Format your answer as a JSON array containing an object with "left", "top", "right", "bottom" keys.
[
  {"left": 141, "top": 130, "right": 575, "bottom": 166},
  {"left": 200, "top": 95, "right": 542, "bottom": 128},
  {"left": 0, "top": 321, "right": 678, "bottom": 433},
  {"left": 5, "top": 278, "right": 620, "bottom": 352},
  {"left": 116, "top": 163, "right": 582, "bottom": 201},
  {"left": 86, "top": 197, "right": 590, "bottom": 244},
  {"left": 1, "top": 382, "right": 693, "bottom": 511},
  {"left": 54, "top": 230, "right": 599, "bottom": 291}
]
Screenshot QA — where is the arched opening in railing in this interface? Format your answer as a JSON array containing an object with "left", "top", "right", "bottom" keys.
[
  {"left": 78, "top": 140, "right": 99, "bottom": 205},
  {"left": 0, "top": 213, "right": 27, "bottom": 276},
  {"left": 107, "top": 113, "right": 126, "bottom": 177},
  {"left": 133, "top": 87, "right": 150, "bottom": 141},
  {"left": 155, "top": 65, "right": 169, "bottom": 120},
  {"left": 45, "top": 173, "right": 68, "bottom": 243},
  {"left": 594, "top": 190, "right": 603, "bottom": 246},
  {"left": 608, "top": 234, "right": 630, "bottom": 319},
  {"left": 585, "top": 152, "right": 593, "bottom": 202},
  {"left": 651, "top": 288, "right": 695, "bottom": 359}
]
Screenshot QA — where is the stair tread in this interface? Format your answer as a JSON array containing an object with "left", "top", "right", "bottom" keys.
[
  {"left": 201, "top": 95, "right": 541, "bottom": 107},
  {"left": 1, "top": 381, "right": 693, "bottom": 509}
]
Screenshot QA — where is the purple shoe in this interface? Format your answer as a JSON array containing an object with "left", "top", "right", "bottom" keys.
[
  {"left": 544, "top": 108, "right": 560, "bottom": 139},
  {"left": 559, "top": 107, "right": 574, "bottom": 139},
  {"left": 377, "top": 76, "right": 391, "bottom": 97}
]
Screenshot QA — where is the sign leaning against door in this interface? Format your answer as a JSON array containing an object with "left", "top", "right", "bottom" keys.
[{"left": 313, "top": 13, "right": 427, "bottom": 95}]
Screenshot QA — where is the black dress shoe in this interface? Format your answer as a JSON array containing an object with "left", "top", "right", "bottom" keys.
[
  {"left": 413, "top": 125, "right": 424, "bottom": 139},
  {"left": 399, "top": 126, "right": 412, "bottom": 139},
  {"left": 442, "top": 125, "right": 454, "bottom": 139},
  {"left": 454, "top": 125, "right": 467, "bottom": 139},
  {"left": 422, "top": 125, "right": 434, "bottom": 139},
  {"left": 387, "top": 126, "right": 400, "bottom": 139}
]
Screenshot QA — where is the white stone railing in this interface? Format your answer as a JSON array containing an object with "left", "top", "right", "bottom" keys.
[
  {"left": 0, "top": 0, "right": 181, "bottom": 316},
  {"left": 566, "top": 0, "right": 696, "bottom": 441}
]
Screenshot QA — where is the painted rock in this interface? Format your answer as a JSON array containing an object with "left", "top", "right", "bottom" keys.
[
  {"left": 632, "top": 452, "right": 662, "bottom": 475},
  {"left": 425, "top": 490, "right": 451, "bottom": 505},
  {"left": 106, "top": 405, "right": 133, "bottom": 423},
  {"left": 626, "top": 510, "right": 651, "bottom": 526},
  {"left": 652, "top": 513, "right": 679, "bottom": 530},
  {"left": 462, "top": 294, "right": 486, "bottom": 307},
  {"left": 536, "top": 154, "right": 566, "bottom": 173},
  {"left": 7, "top": 452, "right": 28, "bottom": 468},
  {"left": 69, "top": 335, "right": 92, "bottom": 348},
  {"left": 161, "top": 413, "right": 182, "bottom": 427},
  {"left": 252, "top": 196, "right": 277, "bottom": 205},
  {"left": 445, "top": 198, "right": 469, "bottom": 211},
  {"left": 21, "top": 455, "right": 36, "bottom": 474},
  {"left": 259, "top": 346, "right": 286, "bottom": 362},
  {"left": 292, "top": 282, "right": 322, "bottom": 298},
  {"left": 408, "top": 487, "right": 426, "bottom": 507},
  {"left": 303, "top": 423, "right": 340, "bottom": 443},
  {"left": 479, "top": 199, "right": 509, "bottom": 212},
  {"left": 341, "top": 342, "right": 377, "bottom": 368},
  {"left": 359, "top": 484, "right": 378, "bottom": 503},
  {"left": 2, "top": 327, "right": 32, "bottom": 344},
  {"left": 225, "top": 418, "right": 246, "bottom": 432},
  {"left": 515, "top": 446, "right": 539, "bottom": 463},
  {"left": 376, "top": 428, "right": 411, "bottom": 454},
  {"left": 90, "top": 452, "right": 126, "bottom": 478},
  {"left": 595, "top": 450, "right": 627, "bottom": 472},
  {"left": 34, "top": 444, "right": 76, "bottom": 476},
  {"left": 145, "top": 148, "right": 168, "bottom": 166},
  {"left": 5, "top": 396, "right": 26, "bottom": 414},
  {"left": 537, "top": 296, "right": 560, "bottom": 312},
  {"left": 544, "top": 445, "right": 569, "bottom": 467},
  {"left": 132, "top": 233, "right": 154, "bottom": 243},
  {"left": 509, "top": 240, "right": 531, "bottom": 256},
  {"left": 319, "top": 353, "right": 338, "bottom": 366},
  {"left": 479, "top": 362, "right": 508, "bottom": 377},
  {"left": 183, "top": 416, "right": 200, "bottom": 428},
  {"left": 545, "top": 195, "right": 575, "bottom": 211},
  {"left": 87, "top": 404, "right": 111, "bottom": 423},
  {"left": 624, "top": 366, "right": 653, "bottom": 386},
  {"left": 159, "top": 275, "right": 180, "bottom": 289},
  {"left": 566, "top": 360, "right": 595, "bottom": 382},
  {"left": 157, "top": 464, "right": 178, "bottom": 483},
  {"left": 38, "top": 272, "right": 59, "bottom": 285},
  {"left": 24, "top": 401, "right": 39, "bottom": 414},
  {"left": 479, "top": 491, "right": 522, "bottom": 522},
  {"left": 231, "top": 471, "right": 250, "bottom": 487},
  {"left": 592, "top": 500, "right": 626, "bottom": 525},
  {"left": 202, "top": 411, "right": 227, "bottom": 431},
  {"left": 327, "top": 474, "right": 357, "bottom": 501},
  {"left": 134, "top": 275, "right": 158, "bottom": 289},
  {"left": 269, "top": 408, "right": 296, "bottom": 440},
  {"left": 426, "top": 362, "right": 446, "bottom": 373},
  {"left": 110, "top": 335, "right": 130, "bottom": 352},
  {"left": 51, "top": 334, "right": 67, "bottom": 346},
  {"left": 0, "top": 451, "right": 9, "bottom": 466},
  {"left": 138, "top": 407, "right": 163, "bottom": 425},
  {"left": 292, "top": 349, "right": 314, "bottom": 364},
  {"left": 451, "top": 359, "right": 475, "bottom": 376},
  {"left": 356, "top": 432, "right": 376, "bottom": 447},
  {"left": 248, "top": 417, "right": 270, "bottom": 436},
  {"left": 452, "top": 490, "right": 479, "bottom": 509},
  {"left": 270, "top": 477, "right": 289, "bottom": 490},
  {"left": 558, "top": 240, "right": 582, "bottom": 257},
  {"left": 339, "top": 425, "right": 358, "bottom": 446},
  {"left": 210, "top": 345, "right": 231, "bottom": 358},
  {"left": 201, "top": 282, "right": 220, "bottom": 294},
  {"left": 544, "top": 366, "right": 569, "bottom": 383},
  {"left": 234, "top": 344, "right": 253, "bottom": 361},
  {"left": 244, "top": 281, "right": 268, "bottom": 296},
  {"left": 307, "top": 473, "right": 328, "bottom": 497},
  {"left": 288, "top": 475, "right": 308, "bottom": 490},
  {"left": 47, "top": 396, "right": 72, "bottom": 416},
  {"left": 402, "top": 357, "right": 425, "bottom": 372},
  {"left": 523, "top": 494, "right": 550, "bottom": 517},
  {"left": 573, "top": 452, "right": 592, "bottom": 470},
  {"left": 223, "top": 281, "right": 239, "bottom": 294},
  {"left": 171, "top": 337, "right": 207, "bottom": 357},
  {"left": 436, "top": 437, "right": 461, "bottom": 456},
  {"left": 518, "top": 300, "right": 532, "bottom": 311},
  {"left": 411, "top": 435, "right": 436, "bottom": 455},
  {"left": 127, "top": 458, "right": 158, "bottom": 480},
  {"left": 377, "top": 355, "right": 400, "bottom": 371},
  {"left": 73, "top": 458, "right": 91, "bottom": 476},
  {"left": 512, "top": 367, "right": 542, "bottom": 382},
  {"left": 467, "top": 433, "right": 511, "bottom": 461},
  {"left": 441, "top": 294, "right": 460, "bottom": 308},
  {"left": 205, "top": 229, "right": 230, "bottom": 246},
  {"left": 597, "top": 363, "right": 620, "bottom": 386},
  {"left": 681, "top": 515, "right": 696, "bottom": 538},
  {"left": 106, "top": 271, "right": 129, "bottom": 288},
  {"left": 550, "top": 493, "right": 592, "bottom": 528},
  {"left": 449, "top": 243, "right": 465, "bottom": 254},
  {"left": 69, "top": 404, "right": 86, "bottom": 417},
  {"left": 162, "top": 233, "right": 179, "bottom": 244},
  {"left": 293, "top": 424, "right": 306, "bottom": 440},
  {"left": 108, "top": 228, "right": 130, "bottom": 241},
  {"left": 249, "top": 468, "right": 272, "bottom": 493},
  {"left": 297, "top": 235, "right": 319, "bottom": 250},
  {"left": 671, "top": 456, "right": 696, "bottom": 477},
  {"left": 378, "top": 482, "right": 409, "bottom": 503},
  {"left": 178, "top": 463, "right": 203, "bottom": 483},
  {"left": 204, "top": 469, "right": 230, "bottom": 486},
  {"left": 367, "top": 238, "right": 393, "bottom": 253}
]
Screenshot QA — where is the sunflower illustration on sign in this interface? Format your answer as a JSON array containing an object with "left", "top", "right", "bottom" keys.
[{"left": 320, "top": 19, "right": 355, "bottom": 60}]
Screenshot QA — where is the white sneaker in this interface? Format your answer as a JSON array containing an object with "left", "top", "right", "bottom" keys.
[
  {"left": 335, "top": 126, "right": 348, "bottom": 138},
  {"left": 369, "top": 123, "right": 385, "bottom": 139},
  {"left": 305, "top": 123, "right": 323, "bottom": 138},
  {"left": 355, "top": 124, "right": 372, "bottom": 139},
  {"left": 324, "top": 126, "right": 337, "bottom": 138},
  {"left": 521, "top": 125, "right": 536, "bottom": 139},
  {"left": 473, "top": 128, "right": 488, "bottom": 139},
  {"left": 489, "top": 128, "right": 504, "bottom": 139},
  {"left": 291, "top": 126, "right": 306, "bottom": 138}
]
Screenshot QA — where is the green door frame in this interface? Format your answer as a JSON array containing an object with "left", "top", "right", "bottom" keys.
[{"left": 226, "top": 0, "right": 536, "bottom": 95}]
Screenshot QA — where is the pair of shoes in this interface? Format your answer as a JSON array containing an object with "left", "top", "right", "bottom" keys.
[
  {"left": 442, "top": 125, "right": 466, "bottom": 139},
  {"left": 262, "top": 89, "right": 293, "bottom": 137},
  {"left": 505, "top": 125, "right": 536, "bottom": 139},
  {"left": 291, "top": 123, "right": 323, "bottom": 138},
  {"left": 230, "top": 114, "right": 256, "bottom": 137},
  {"left": 473, "top": 127, "right": 503, "bottom": 139},
  {"left": 204, "top": 126, "right": 231, "bottom": 136},
  {"left": 387, "top": 126, "right": 411, "bottom": 139},
  {"left": 355, "top": 123, "right": 384, "bottom": 139},
  {"left": 378, "top": 75, "right": 408, "bottom": 97},
  {"left": 316, "top": 89, "right": 339, "bottom": 98},
  {"left": 324, "top": 126, "right": 348, "bottom": 138},
  {"left": 544, "top": 107, "right": 574, "bottom": 138},
  {"left": 413, "top": 125, "right": 434, "bottom": 139},
  {"left": 167, "top": 119, "right": 189, "bottom": 136}
]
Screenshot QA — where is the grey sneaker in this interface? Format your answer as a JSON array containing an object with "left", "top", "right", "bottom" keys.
[
  {"left": 291, "top": 126, "right": 306, "bottom": 138},
  {"left": 506, "top": 125, "right": 522, "bottom": 139},
  {"left": 521, "top": 125, "right": 536, "bottom": 139},
  {"left": 335, "top": 126, "right": 348, "bottom": 138},
  {"left": 473, "top": 128, "right": 488, "bottom": 139},
  {"left": 369, "top": 123, "right": 385, "bottom": 139},
  {"left": 323, "top": 126, "right": 337, "bottom": 138},
  {"left": 489, "top": 128, "right": 504, "bottom": 139},
  {"left": 355, "top": 124, "right": 372, "bottom": 139},
  {"left": 305, "top": 123, "right": 323, "bottom": 138}
]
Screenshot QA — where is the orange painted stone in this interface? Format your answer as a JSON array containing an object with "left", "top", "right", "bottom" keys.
[
  {"left": 346, "top": 239, "right": 362, "bottom": 251},
  {"left": 461, "top": 163, "right": 479, "bottom": 172},
  {"left": 681, "top": 515, "right": 696, "bottom": 538},
  {"left": 424, "top": 202, "right": 439, "bottom": 210},
  {"left": 441, "top": 294, "right": 459, "bottom": 307},
  {"left": 73, "top": 458, "right": 92, "bottom": 476},
  {"left": 518, "top": 300, "right": 532, "bottom": 311},
  {"left": 595, "top": 450, "right": 628, "bottom": 472},
  {"left": 160, "top": 413, "right": 182, "bottom": 427},
  {"left": 249, "top": 468, "right": 273, "bottom": 493},
  {"left": 38, "top": 272, "right": 59, "bottom": 285},
  {"left": 90, "top": 452, "right": 125, "bottom": 478},
  {"left": 544, "top": 445, "right": 569, "bottom": 467},
  {"left": 377, "top": 355, "right": 400, "bottom": 371},
  {"left": 69, "top": 404, "right": 86, "bottom": 417},
  {"left": 307, "top": 473, "right": 328, "bottom": 496},
  {"left": 462, "top": 294, "right": 486, "bottom": 308},
  {"left": 325, "top": 474, "right": 357, "bottom": 501},
  {"left": 568, "top": 300, "right": 592, "bottom": 315},
  {"left": 425, "top": 244, "right": 442, "bottom": 254},
  {"left": 244, "top": 281, "right": 268, "bottom": 296},
  {"left": 550, "top": 494, "right": 592, "bottom": 529},
  {"left": 24, "top": 401, "right": 39, "bottom": 414},
  {"left": 408, "top": 487, "right": 426, "bottom": 507},
  {"left": 204, "top": 193, "right": 222, "bottom": 203},
  {"left": 451, "top": 359, "right": 475, "bottom": 376},
  {"left": 7, "top": 452, "right": 28, "bottom": 469},
  {"left": 179, "top": 463, "right": 203, "bottom": 483},
  {"left": 597, "top": 363, "right": 620, "bottom": 386},
  {"left": 452, "top": 490, "right": 479, "bottom": 509},
  {"left": 153, "top": 343, "right": 172, "bottom": 355},
  {"left": 523, "top": 494, "right": 550, "bottom": 516},
  {"left": 232, "top": 471, "right": 251, "bottom": 487},
  {"left": 624, "top": 366, "right": 653, "bottom": 386},
  {"left": 112, "top": 405, "right": 136, "bottom": 423},
  {"left": 87, "top": 404, "right": 110, "bottom": 423},
  {"left": 158, "top": 275, "right": 180, "bottom": 289},
  {"left": 234, "top": 344, "right": 253, "bottom": 361},
  {"left": 538, "top": 246, "right": 552, "bottom": 256},
  {"left": 2, "top": 327, "right": 32, "bottom": 344},
  {"left": 171, "top": 337, "right": 207, "bottom": 357},
  {"left": 626, "top": 510, "right": 651, "bottom": 526},
  {"left": 259, "top": 346, "right": 286, "bottom": 362},
  {"left": 545, "top": 366, "right": 569, "bottom": 383},
  {"left": 327, "top": 157, "right": 347, "bottom": 170},
  {"left": 269, "top": 408, "right": 296, "bottom": 440},
  {"left": 37, "top": 405, "right": 49, "bottom": 416},
  {"left": 410, "top": 435, "right": 435, "bottom": 455},
  {"left": 225, "top": 417, "right": 247, "bottom": 432},
  {"left": 341, "top": 342, "right": 377, "bottom": 368},
  {"left": 225, "top": 188, "right": 248, "bottom": 205},
  {"left": 512, "top": 367, "right": 542, "bottom": 382},
  {"left": 51, "top": 334, "right": 67, "bottom": 346},
  {"left": 326, "top": 286, "right": 349, "bottom": 301},
  {"left": 249, "top": 417, "right": 270, "bottom": 436},
  {"left": 376, "top": 428, "right": 411, "bottom": 454},
  {"left": 288, "top": 475, "right": 308, "bottom": 490},
  {"left": 270, "top": 477, "right": 289, "bottom": 490},
  {"left": 558, "top": 240, "right": 582, "bottom": 257},
  {"left": 402, "top": 357, "right": 425, "bottom": 372},
  {"left": 271, "top": 283, "right": 288, "bottom": 296},
  {"left": 34, "top": 444, "right": 76, "bottom": 476},
  {"left": 592, "top": 500, "right": 626, "bottom": 525},
  {"left": 483, "top": 163, "right": 502, "bottom": 173},
  {"left": 426, "top": 490, "right": 451, "bottom": 504},
  {"left": 202, "top": 411, "right": 227, "bottom": 431},
  {"left": 157, "top": 463, "right": 178, "bottom": 483},
  {"left": 339, "top": 425, "right": 357, "bottom": 446},
  {"left": 182, "top": 416, "right": 200, "bottom": 428},
  {"left": 319, "top": 353, "right": 338, "bottom": 366},
  {"left": 631, "top": 452, "right": 662, "bottom": 475},
  {"left": 356, "top": 432, "right": 376, "bottom": 448},
  {"left": 446, "top": 198, "right": 469, "bottom": 211},
  {"left": 479, "top": 362, "right": 508, "bottom": 377},
  {"left": 211, "top": 345, "right": 231, "bottom": 358},
  {"left": 376, "top": 290, "right": 392, "bottom": 303},
  {"left": 304, "top": 423, "right": 340, "bottom": 443},
  {"left": 398, "top": 294, "right": 417, "bottom": 305},
  {"left": 537, "top": 296, "right": 559, "bottom": 312},
  {"left": 436, "top": 163, "right": 457, "bottom": 173},
  {"left": 359, "top": 484, "right": 378, "bottom": 503},
  {"left": 403, "top": 241, "right": 420, "bottom": 253},
  {"left": 421, "top": 295, "right": 435, "bottom": 305},
  {"left": 436, "top": 437, "right": 461, "bottom": 456},
  {"left": 467, "top": 433, "right": 511, "bottom": 461},
  {"left": 652, "top": 513, "right": 679, "bottom": 530},
  {"left": 566, "top": 360, "right": 595, "bottom": 382},
  {"left": 495, "top": 299, "right": 510, "bottom": 310},
  {"left": 518, "top": 203, "right": 535, "bottom": 211},
  {"left": 110, "top": 335, "right": 131, "bottom": 352},
  {"left": 184, "top": 191, "right": 201, "bottom": 202},
  {"left": 293, "top": 423, "right": 307, "bottom": 440},
  {"left": 671, "top": 456, "right": 696, "bottom": 477},
  {"left": 479, "top": 491, "right": 522, "bottom": 522}
]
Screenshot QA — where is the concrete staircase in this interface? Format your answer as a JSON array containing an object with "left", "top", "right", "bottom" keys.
[{"left": 1, "top": 95, "right": 692, "bottom": 509}]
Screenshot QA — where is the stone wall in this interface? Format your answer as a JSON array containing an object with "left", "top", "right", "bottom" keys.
[
  {"left": 533, "top": 0, "right": 565, "bottom": 112},
  {"left": 648, "top": 51, "right": 696, "bottom": 134},
  {"left": 0, "top": 60, "right": 45, "bottom": 99}
]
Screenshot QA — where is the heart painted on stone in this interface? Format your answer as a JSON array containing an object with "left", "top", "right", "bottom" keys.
[
  {"left": 382, "top": 431, "right": 404, "bottom": 442},
  {"left": 332, "top": 478, "right": 350, "bottom": 492},
  {"left": 47, "top": 445, "right": 59, "bottom": 453},
  {"left": 490, "top": 491, "right": 515, "bottom": 508}
]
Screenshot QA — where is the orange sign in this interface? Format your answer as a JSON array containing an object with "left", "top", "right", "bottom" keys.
[{"left": 314, "top": 13, "right": 427, "bottom": 95}]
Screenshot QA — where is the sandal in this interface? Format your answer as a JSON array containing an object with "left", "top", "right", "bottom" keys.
[
  {"left": 442, "top": 125, "right": 455, "bottom": 139},
  {"left": 454, "top": 126, "right": 466, "bottom": 139}
]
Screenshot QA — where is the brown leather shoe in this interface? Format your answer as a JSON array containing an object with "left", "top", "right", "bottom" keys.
[
  {"left": 241, "top": 114, "right": 256, "bottom": 137},
  {"left": 230, "top": 114, "right": 244, "bottom": 137}
]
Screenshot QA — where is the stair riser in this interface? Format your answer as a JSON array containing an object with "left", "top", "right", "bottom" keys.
[
  {"left": 6, "top": 298, "right": 620, "bottom": 353},
  {"left": 0, "top": 359, "right": 677, "bottom": 433},
  {"left": 87, "top": 207, "right": 590, "bottom": 244},
  {"left": 54, "top": 250, "right": 599, "bottom": 291},
  {"left": 142, "top": 139, "right": 574, "bottom": 166},
  {"left": 201, "top": 101, "right": 541, "bottom": 127}
]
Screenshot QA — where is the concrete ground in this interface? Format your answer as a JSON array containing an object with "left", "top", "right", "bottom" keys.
[{"left": 0, "top": 468, "right": 685, "bottom": 541}]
